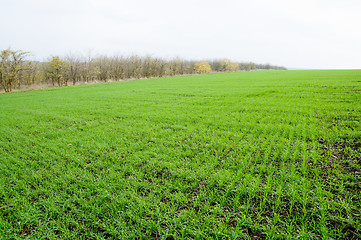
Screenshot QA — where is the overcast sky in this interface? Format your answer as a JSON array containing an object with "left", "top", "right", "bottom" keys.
[{"left": 1, "top": 0, "right": 360, "bottom": 69}]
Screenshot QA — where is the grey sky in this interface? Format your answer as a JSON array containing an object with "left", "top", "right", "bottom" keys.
[{"left": 1, "top": 0, "right": 360, "bottom": 69}]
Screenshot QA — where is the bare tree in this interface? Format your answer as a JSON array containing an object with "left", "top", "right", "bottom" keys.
[{"left": 65, "top": 55, "right": 82, "bottom": 85}]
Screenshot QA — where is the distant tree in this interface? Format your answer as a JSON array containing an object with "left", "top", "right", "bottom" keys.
[
  {"left": 227, "top": 62, "right": 240, "bottom": 71},
  {"left": 0, "top": 49, "right": 30, "bottom": 92},
  {"left": 45, "top": 56, "right": 70, "bottom": 86},
  {"left": 194, "top": 62, "right": 212, "bottom": 74},
  {"left": 208, "top": 59, "right": 223, "bottom": 72},
  {"left": 240, "top": 62, "right": 256, "bottom": 71},
  {"left": 220, "top": 58, "right": 239, "bottom": 72},
  {"left": 65, "top": 55, "right": 82, "bottom": 85},
  {"left": 18, "top": 61, "right": 37, "bottom": 86}
]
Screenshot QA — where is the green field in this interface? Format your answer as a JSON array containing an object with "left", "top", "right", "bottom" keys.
[{"left": 0, "top": 70, "right": 360, "bottom": 239}]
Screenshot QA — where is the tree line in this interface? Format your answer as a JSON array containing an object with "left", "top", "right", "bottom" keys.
[{"left": 0, "top": 49, "right": 287, "bottom": 92}]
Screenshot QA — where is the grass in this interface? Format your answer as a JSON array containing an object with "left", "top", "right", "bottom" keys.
[{"left": 0, "top": 70, "right": 360, "bottom": 239}]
